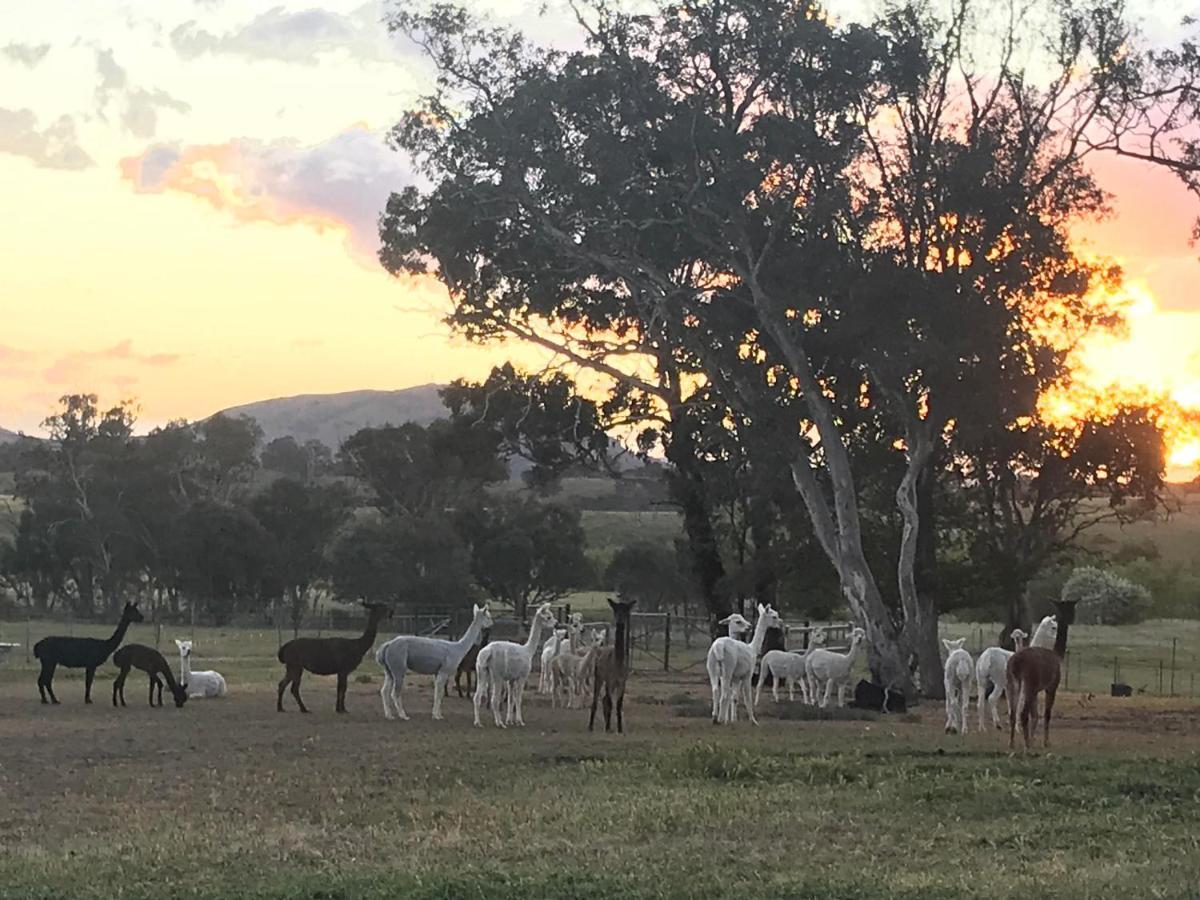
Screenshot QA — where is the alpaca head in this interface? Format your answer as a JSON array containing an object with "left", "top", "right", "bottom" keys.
[
  {"left": 122, "top": 602, "right": 145, "bottom": 624},
  {"left": 361, "top": 601, "right": 393, "bottom": 623},
  {"left": 606, "top": 597, "right": 637, "bottom": 618},
  {"left": 809, "top": 626, "right": 827, "bottom": 647},
  {"left": 588, "top": 628, "right": 605, "bottom": 647},
  {"left": 1052, "top": 599, "right": 1077, "bottom": 627},
  {"left": 849, "top": 627, "right": 866, "bottom": 648},
  {"left": 174, "top": 639, "right": 193, "bottom": 659},
  {"left": 171, "top": 681, "right": 189, "bottom": 708},
  {"left": 942, "top": 637, "right": 967, "bottom": 654},
  {"left": 756, "top": 604, "right": 783, "bottom": 632},
  {"left": 1010, "top": 627, "right": 1029, "bottom": 648},
  {"left": 717, "top": 612, "right": 752, "bottom": 635},
  {"left": 472, "top": 604, "right": 494, "bottom": 630},
  {"left": 532, "top": 602, "right": 557, "bottom": 630},
  {"left": 569, "top": 612, "right": 584, "bottom": 627}
]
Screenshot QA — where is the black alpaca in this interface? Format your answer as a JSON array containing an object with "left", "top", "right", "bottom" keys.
[
  {"left": 276, "top": 602, "right": 391, "bottom": 713},
  {"left": 34, "top": 602, "right": 144, "bottom": 704},
  {"left": 112, "top": 643, "right": 189, "bottom": 708}
]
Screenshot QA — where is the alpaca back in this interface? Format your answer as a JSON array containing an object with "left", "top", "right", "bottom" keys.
[
  {"left": 976, "top": 646, "right": 1011, "bottom": 690},
  {"left": 710, "top": 635, "right": 754, "bottom": 680},
  {"left": 944, "top": 648, "right": 972, "bottom": 688},
  {"left": 481, "top": 639, "right": 534, "bottom": 682}
]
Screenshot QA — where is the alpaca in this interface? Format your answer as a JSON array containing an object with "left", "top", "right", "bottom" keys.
[
  {"left": 805, "top": 627, "right": 867, "bottom": 708},
  {"left": 473, "top": 602, "right": 557, "bottom": 728},
  {"left": 975, "top": 628, "right": 1029, "bottom": 731},
  {"left": 174, "top": 640, "right": 227, "bottom": 698},
  {"left": 754, "top": 628, "right": 827, "bottom": 706},
  {"left": 451, "top": 627, "right": 490, "bottom": 698},
  {"left": 550, "top": 628, "right": 605, "bottom": 709},
  {"left": 112, "top": 643, "right": 189, "bottom": 708},
  {"left": 34, "top": 601, "right": 144, "bottom": 704},
  {"left": 942, "top": 638, "right": 974, "bottom": 734},
  {"left": 377, "top": 603, "right": 494, "bottom": 720},
  {"left": 277, "top": 602, "right": 391, "bottom": 714},
  {"left": 1007, "top": 600, "right": 1077, "bottom": 750},
  {"left": 706, "top": 613, "right": 752, "bottom": 721},
  {"left": 539, "top": 615, "right": 582, "bottom": 694},
  {"left": 590, "top": 599, "right": 636, "bottom": 733},
  {"left": 1031, "top": 615, "right": 1057, "bottom": 648},
  {"left": 710, "top": 604, "right": 783, "bottom": 725}
]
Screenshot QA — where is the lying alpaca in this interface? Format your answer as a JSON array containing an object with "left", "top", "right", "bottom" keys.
[
  {"left": 942, "top": 638, "right": 973, "bottom": 734},
  {"left": 377, "top": 603, "right": 493, "bottom": 721},
  {"left": 1008, "top": 600, "right": 1077, "bottom": 750},
  {"left": 590, "top": 599, "right": 636, "bottom": 733},
  {"left": 474, "top": 602, "right": 557, "bottom": 728},
  {"left": 277, "top": 602, "right": 391, "bottom": 713},
  {"left": 754, "top": 628, "right": 826, "bottom": 706},
  {"left": 706, "top": 613, "right": 752, "bottom": 721},
  {"left": 113, "top": 643, "right": 189, "bottom": 708},
  {"left": 34, "top": 601, "right": 144, "bottom": 704},
  {"left": 711, "top": 604, "right": 783, "bottom": 725},
  {"left": 550, "top": 629, "right": 605, "bottom": 709},
  {"left": 805, "top": 627, "right": 867, "bottom": 708},
  {"left": 174, "top": 640, "right": 227, "bottom": 698},
  {"left": 975, "top": 628, "right": 1029, "bottom": 731}
]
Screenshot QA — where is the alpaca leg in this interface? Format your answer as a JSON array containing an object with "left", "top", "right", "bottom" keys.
[
  {"left": 290, "top": 668, "right": 309, "bottom": 714},
  {"left": 787, "top": 675, "right": 795, "bottom": 703},
  {"left": 380, "top": 671, "right": 396, "bottom": 720},
  {"left": 277, "top": 672, "right": 291, "bottom": 712},
  {"left": 84, "top": 667, "right": 96, "bottom": 704},
  {"left": 1019, "top": 690, "right": 1034, "bottom": 750},
  {"left": 336, "top": 672, "right": 349, "bottom": 713},
  {"left": 992, "top": 684, "right": 1005, "bottom": 730},
  {"left": 754, "top": 667, "right": 767, "bottom": 708},
  {"left": 709, "top": 667, "right": 721, "bottom": 724},
  {"left": 432, "top": 672, "right": 448, "bottom": 720},
  {"left": 391, "top": 673, "right": 410, "bottom": 721},
  {"left": 515, "top": 683, "right": 527, "bottom": 727},
  {"left": 472, "top": 671, "right": 486, "bottom": 728},
  {"left": 945, "top": 688, "right": 955, "bottom": 733},
  {"left": 821, "top": 678, "right": 834, "bottom": 709},
  {"left": 1043, "top": 686, "right": 1057, "bottom": 749},
  {"left": 602, "top": 691, "right": 613, "bottom": 732},
  {"left": 38, "top": 660, "right": 58, "bottom": 704},
  {"left": 149, "top": 675, "right": 159, "bottom": 707},
  {"left": 112, "top": 671, "right": 125, "bottom": 707},
  {"left": 744, "top": 680, "right": 759, "bottom": 726},
  {"left": 837, "top": 681, "right": 847, "bottom": 708},
  {"left": 589, "top": 679, "right": 602, "bottom": 732},
  {"left": 491, "top": 678, "right": 506, "bottom": 728},
  {"left": 960, "top": 682, "right": 971, "bottom": 735},
  {"left": 616, "top": 686, "right": 625, "bottom": 734},
  {"left": 978, "top": 680, "right": 989, "bottom": 732}
]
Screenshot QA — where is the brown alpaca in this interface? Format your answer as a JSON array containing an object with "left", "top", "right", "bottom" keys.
[
  {"left": 589, "top": 598, "right": 635, "bottom": 734},
  {"left": 444, "top": 627, "right": 490, "bottom": 698},
  {"left": 277, "top": 602, "right": 391, "bottom": 714},
  {"left": 1006, "top": 599, "right": 1077, "bottom": 750}
]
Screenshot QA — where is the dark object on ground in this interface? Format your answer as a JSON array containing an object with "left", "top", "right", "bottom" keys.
[
  {"left": 1111, "top": 682, "right": 1133, "bottom": 697},
  {"left": 851, "top": 679, "right": 908, "bottom": 713}
]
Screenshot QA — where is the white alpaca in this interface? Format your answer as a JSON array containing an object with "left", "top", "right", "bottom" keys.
[
  {"left": 173, "top": 640, "right": 227, "bottom": 698},
  {"left": 975, "top": 627, "right": 1029, "bottom": 731},
  {"left": 710, "top": 604, "right": 783, "bottom": 725},
  {"left": 942, "top": 637, "right": 974, "bottom": 734},
  {"left": 376, "top": 604, "right": 494, "bottom": 721},
  {"left": 805, "top": 627, "right": 867, "bottom": 708},
  {"left": 538, "top": 614, "right": 582, "bottom": 694},
  {"left": 1031, "top": 615, "right": 1057, "bottom": 648},
  {"left": 549, "top": 628, "right": 605, "bottom": 709},
  {"left": 754, "top": 628, "right": 827, "bottom": 706},
  {"left": 474, "top": 602, "right": 557, "bottom": 728},
  {"left": 706, "top": 613, "right": 753, "bottom": 721}
]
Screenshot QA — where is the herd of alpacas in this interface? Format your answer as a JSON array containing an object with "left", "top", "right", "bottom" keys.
[{"left": 26, "top": 596, "right": 1077, "bottom": 749}]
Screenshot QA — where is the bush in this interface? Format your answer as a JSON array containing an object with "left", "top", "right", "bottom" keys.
[{"left": 1062, "top": 566, "right": 1152, "bottom": 625}]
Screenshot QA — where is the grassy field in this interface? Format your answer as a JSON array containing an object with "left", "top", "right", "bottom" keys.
[{"left": 2, "top": 622, "right": 1200, "bottom": 898}]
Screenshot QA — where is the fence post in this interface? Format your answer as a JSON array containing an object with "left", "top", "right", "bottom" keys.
[
  {"left": 1158, "top": 660, "right": 1164, "bottom": 696},
  {"left": 1171, "top": 639, "right": 1177, "bottom": 696},
  {"left": 663, "top": 612, "right": 671, "bottom": 672},
  {"left": 25, "top": 616, "right": 31, "bottom": 663}
]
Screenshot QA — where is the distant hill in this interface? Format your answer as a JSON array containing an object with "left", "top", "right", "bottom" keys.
[
  {"left": 213, "top": 385, "right": 447, "bottom": 450},
  {"left": 0, "top": 427, "right": 23, "bottom": 444}
]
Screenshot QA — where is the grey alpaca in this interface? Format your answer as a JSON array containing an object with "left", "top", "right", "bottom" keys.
[{"left": 376, "top": 604, "right": 493, "bottom": 720}]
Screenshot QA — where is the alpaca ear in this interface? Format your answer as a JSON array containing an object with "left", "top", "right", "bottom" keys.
[
  {"left": 717, "top": 615, "right": 732, "bottom": 625},
  {"left": 942, "top": 639, "right": 952, "bottom": 652}
]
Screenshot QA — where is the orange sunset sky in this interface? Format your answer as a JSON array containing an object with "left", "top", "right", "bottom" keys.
[{"left": 1, "top": 0, "right": 1198, "bottom": 479}]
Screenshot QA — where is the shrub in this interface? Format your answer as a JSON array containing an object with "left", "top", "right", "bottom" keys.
[{"left": 1062, "top": 566, "right": 1152, "bottom": 625}]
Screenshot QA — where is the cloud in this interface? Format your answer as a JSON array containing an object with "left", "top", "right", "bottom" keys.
[
  {"left": 170, "top": 5, "right": 404, "bottom": 66},
  {"left": 94, "top": 48, "right": 190, "bottom": 138},
  {"left": 119, "top": 125, "right": 418, "bottom": 265},
  {"left": 2, "top": 43, "right": 50, "bottom": 68},
  {"left": 45, "top": 340, "right": 182, "bottom": 386},
  {"left": 0, "top": 108, "right": 93, "bottom": 170}
]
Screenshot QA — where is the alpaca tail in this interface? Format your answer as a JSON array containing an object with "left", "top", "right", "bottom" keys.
[{"left": 375, "top": 640, "right": 396, "bottom": 684}]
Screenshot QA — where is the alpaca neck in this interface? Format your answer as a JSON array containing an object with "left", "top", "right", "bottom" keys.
[
  {"left": 614, "top": 618, "right": 628, "bottom": 667},
  {"left": 1053, "top": 621, "right": 1070, "bottom": 659},
  {"left": 748, "top": 618, "right": 771, "bottom": 657},
  {"left": 455, "top": 616, "right": 485, "bottom": 655},
  {"left": 105, "top": 614, "right": 134, "bottom": 654},
  {"left": 357, "top": 611, "right": 384, "bottom": 653},
  {"left": 179, "top": 653, "right": 192, "bottom": 682},
  {"left": 844, "top": 637, "right": 863, "bottom": 665},
  {"left": 523, "top": 614, "right": 548, "bottom": 660},
  {"left": 160, "top": 662, "right": 182, "bottom": 694}
]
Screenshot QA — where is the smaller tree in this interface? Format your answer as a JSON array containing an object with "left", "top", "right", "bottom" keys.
[
  {"left": 605, "top": 541, "right": 685, "bottom": 612},
  {"left": 1063, "top": 566, "right": 1152, "bottom": 626},
  {"left": 261, "top": 436, "right": 311, "bottom": 482},
  {"left": 455, "top": 495, "right": 588, "bottom": 619}
]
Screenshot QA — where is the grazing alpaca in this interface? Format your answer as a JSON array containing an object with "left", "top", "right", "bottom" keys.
[
  {"left": 174, "top": 640, "right": 227, "bottom": 698},
  {"left": 473, "top": 602, "right": 557, "bottom": 728},
  {"left": 113, "top": 644, "right": 189, "bottom": 708},
  {"left": 706, "top": 613, "right": 753, "bottom": 721},
  {"left": 710, "top": 604, "right": 783, "bottom": 725},
  {"left": 451, "top": 627, "right": 490, "bottom": 698},
  {"left": 277, "top": 602, "right": 391, "bottom": 714},
  {"left": 805, "top": 627, "right": 867, "bottom": 708},
  {"left": 590, "top": 599, "right": 636, "bottom": 733},
  {"left": 550, "top": 628, "right": 605, "bottom": 709},
  {"left": 975, "top": 628, "right": 1029, "bottom": 731},
  {"left": 377, "top": 603, "right": 494, "bottom": 720},
  {"left": 942, "top": 638, "right": 974, "bottom": 734},
  {"left": 34, "top": 602, "right": 144, "bottom": 704},
  {"left": 1007, "top": 600, "right": 1077, "bottom": 750},
  {"left": 754, "top": 628, "right": 827, "bottom": 706}
]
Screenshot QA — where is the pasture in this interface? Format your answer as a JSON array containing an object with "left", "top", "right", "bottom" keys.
[{"left": 2, "top": 623, "right": 1200, "bottom": 898}]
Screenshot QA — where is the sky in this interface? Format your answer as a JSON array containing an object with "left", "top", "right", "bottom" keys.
[{"left": 0, "top": 0, "right": 1198, "bottom": 478}]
